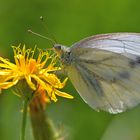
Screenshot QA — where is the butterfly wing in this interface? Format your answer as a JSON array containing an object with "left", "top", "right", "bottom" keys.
[{"left": 66, "top": 33, "right": 140, "bottom": 114}]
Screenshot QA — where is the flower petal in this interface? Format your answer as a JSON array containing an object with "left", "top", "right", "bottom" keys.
[
  {"left": 25, "top": 75, "right": 36, "bottom": 90},
  {"left": 0, "top": 57, "right": 17, "bottom": 69},
  {"left": 0, "top": 78, "right": 19, "bottom": 89},
  {"left": 31, "top": 74, "right": 51, "bottom": 93},
  {"left": 50, "top": 91, "right": 58, "bottom": 102},
  {"left": 55, "top": 89, "right": 74, "bottom": 99}
]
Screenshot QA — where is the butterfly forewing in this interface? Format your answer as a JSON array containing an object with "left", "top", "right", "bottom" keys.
[
  {"left": 66, "top": 33, "right": 140, "bottom": 114},
  {"left": 71, "top": 33, "right": 140, "bottom": 55}
]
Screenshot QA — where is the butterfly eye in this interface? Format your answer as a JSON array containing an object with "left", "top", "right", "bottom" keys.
[{"left": 53, "top": 44, "right": 62, "bottom": 51}]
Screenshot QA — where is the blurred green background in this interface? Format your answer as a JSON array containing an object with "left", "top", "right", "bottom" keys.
[{"left": 1, "top": 0, "right": 140, "bottom": 140}]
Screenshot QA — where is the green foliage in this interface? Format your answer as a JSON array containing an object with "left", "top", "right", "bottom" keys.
[{"left": 0, "top": 0, "right": 140, "bottom": 140}]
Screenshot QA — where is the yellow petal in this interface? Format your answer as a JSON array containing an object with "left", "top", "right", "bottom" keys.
[
  {"left": 0, "top": 57, "right": 17, "bottom": 69},
  {"left": 55, "top": 89, "right": 74, "bottom": 99},
  {"left": 0, "top": 78, "right": 19, "bottom": 89},
  {"left": 25, "top": 75, "right": 36, "bottom": 90},
  {"left": 40, "top": 73, "right": 68, "bottom": 89},
  {"left": 17, "top": 55, "right": 26, "bottom": 72},
  {"left": 31, "top": 74, "right": 51, "bottom": 93},
  {"left": 27, "top": 59, "right": 37, "bottom": 74},
  {"left": 51, "top": 91, "right": 58, "bottom": 102},
  {"left": 0, "top": 70, "right": 12, "bottom": 75}
]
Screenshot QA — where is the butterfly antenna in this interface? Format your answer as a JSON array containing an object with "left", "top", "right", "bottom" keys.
[
  {"left": 28, "top": 29, "right": 56, "bottom": 46},
  {"left": 39, "top": 16, "right": 58, "bottom": 43}
]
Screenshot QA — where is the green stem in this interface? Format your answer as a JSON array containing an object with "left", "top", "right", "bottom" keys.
[
  {"left": 20, "top": 100, "right": 28, "bottom": 140},
  {"left": 29, "top": 97, "right": 55, "bottom": 140}
]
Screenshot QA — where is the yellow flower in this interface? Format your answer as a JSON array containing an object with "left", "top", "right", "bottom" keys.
[{"left": 0, "top": 45, "right": 73, "bottom": 102}]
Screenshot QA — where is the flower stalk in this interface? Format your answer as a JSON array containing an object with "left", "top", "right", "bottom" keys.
[
  {"left": 29, "top": 95, "right": 55, "bottom": 140},
  {"left": 21, "top": 99, "right": 29, "bottom": 140}
]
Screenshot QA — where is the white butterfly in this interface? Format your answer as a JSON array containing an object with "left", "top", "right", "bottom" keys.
[{"left": 53, "top": 33, "right": 140, "bottom": 114}]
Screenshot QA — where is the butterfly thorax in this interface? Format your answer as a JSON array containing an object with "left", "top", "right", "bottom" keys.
[{"left": 53, "top": 44, "right": 73, "bottom": 66}]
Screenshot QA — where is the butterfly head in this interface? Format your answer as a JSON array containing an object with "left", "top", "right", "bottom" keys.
[
  {"left": 53, "top": 44, "right": 69, "bottom": 56},
  {"left": 53, "top": 44, "right": 72, "bottom": 65}
]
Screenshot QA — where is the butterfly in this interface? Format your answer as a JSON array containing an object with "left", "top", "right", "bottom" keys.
[{"left": 53, "top": 33, "right": 140, "bottom": 114}]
